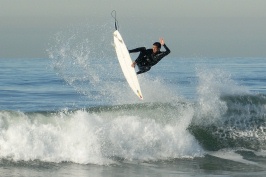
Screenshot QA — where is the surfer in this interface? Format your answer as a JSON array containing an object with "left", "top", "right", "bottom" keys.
[{"left": 129, "top": 38, "right": 170, "bottom": 74}]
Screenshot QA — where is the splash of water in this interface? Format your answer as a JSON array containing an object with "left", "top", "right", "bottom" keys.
[
  {"left": 47, "top": 23, "right": 122, "bottom": 103},
  {"left": 0, "top": 106, "right": 204, "bottom": 164},
  {"left": 194, "top": 67, "right": 249, "bottom": 125}
]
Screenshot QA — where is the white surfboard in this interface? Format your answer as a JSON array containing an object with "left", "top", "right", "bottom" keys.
[{"left": 113, "top": 30, "right": 143, "bottom": 100}]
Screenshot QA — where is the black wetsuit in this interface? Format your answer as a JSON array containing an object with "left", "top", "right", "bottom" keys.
[{"left": 129, "top": 44, "right": 171, "bottom": 74}]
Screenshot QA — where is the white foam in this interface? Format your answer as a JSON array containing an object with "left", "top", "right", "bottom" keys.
[
  {"left": 208, "top": 149, "right": 258, "bottom": 165},
  {"left": 254, "top": 150, "right": 266, "bottom": 157},
  {"left": 0, "top": 109, "right": 204, "bottom": 164}
]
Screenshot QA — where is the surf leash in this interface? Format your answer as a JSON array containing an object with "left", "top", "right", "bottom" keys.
[{"left": 111, "top": 10, "right": 119, "bottom": 30}]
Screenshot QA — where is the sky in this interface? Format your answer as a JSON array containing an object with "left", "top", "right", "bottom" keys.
[{"left": 1, "top": 0, "right": 266, "bottom": 58}]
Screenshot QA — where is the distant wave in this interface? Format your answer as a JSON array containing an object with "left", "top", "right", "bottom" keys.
[{"left": 189, "top": 94, "right": 266, "bottom": 151}]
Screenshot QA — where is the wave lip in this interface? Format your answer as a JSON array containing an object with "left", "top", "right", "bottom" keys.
[{"left": 190, "top": 94, "right": 266, "bottom": 151}]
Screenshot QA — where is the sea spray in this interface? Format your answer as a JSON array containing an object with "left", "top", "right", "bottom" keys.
[
  {"left": 194, "top": 67, "right": 249, "bottom": 125},
  {"left": 47, "top": 23, "right": 119, "bottom": 103}
]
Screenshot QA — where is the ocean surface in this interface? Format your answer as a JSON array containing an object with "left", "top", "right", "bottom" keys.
[{"left": 1, "top": 29, "right": 266, "bottom": 176}]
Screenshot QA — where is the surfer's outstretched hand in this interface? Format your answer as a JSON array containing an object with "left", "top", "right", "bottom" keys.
[
  {"left": 160, "top": 38, "right": 165, "bottom": 45},
  {"left": 131, "top": 61, "right": 136, "bottom": 68}
]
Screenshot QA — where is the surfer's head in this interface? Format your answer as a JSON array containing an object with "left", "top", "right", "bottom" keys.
[
  {"left": 153, "top": 42, "right": 161, "bottom": 49},
  {"left": 153, "top": 42, "right": 161, "bottom": 53}
]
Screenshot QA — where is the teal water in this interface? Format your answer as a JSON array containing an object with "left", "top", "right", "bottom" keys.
[{"left": 1, "top": 57, "right": 266, "bottom": 176}]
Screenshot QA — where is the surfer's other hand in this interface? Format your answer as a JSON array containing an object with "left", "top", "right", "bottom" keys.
[
  {"left": 131, "top": 62, "right": 136, "bottom": 68},
  {"left": 160, "top": 38, "right": 165, "bottom": 46}
]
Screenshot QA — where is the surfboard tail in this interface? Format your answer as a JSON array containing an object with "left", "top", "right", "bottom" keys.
[{"left": 137, "top": 90, "right": 143, "bottom": 100}]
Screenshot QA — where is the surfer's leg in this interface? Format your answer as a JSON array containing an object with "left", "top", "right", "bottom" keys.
[{"left": 136, "top": 65, "right": 151, "bottom": 75}]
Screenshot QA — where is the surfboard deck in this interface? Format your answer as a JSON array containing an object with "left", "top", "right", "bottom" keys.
[{"left": 113, "top": 30, "right": 143, "bottom": 100}]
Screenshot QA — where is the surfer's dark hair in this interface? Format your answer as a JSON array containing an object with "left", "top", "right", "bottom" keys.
[{"left": 153, "top": 42, "right": 161, "bottom": 49}]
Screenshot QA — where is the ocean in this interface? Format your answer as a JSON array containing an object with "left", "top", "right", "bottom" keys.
[{"left": 1, "top": 30, "right": 266, "bottom": 176}]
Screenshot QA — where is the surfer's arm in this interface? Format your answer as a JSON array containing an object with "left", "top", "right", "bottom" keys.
[
  {"left": 156, "top": 44, "right": 170, "bottom": 59},
  {"left": 130, "top": 47, "right": 147, "bottom": 67},
  {"left": 160, "top": 38, "right": 170, "bottom": 55},
  {"left": 162, "top": 44, "right": 170, "bottom": 55},
  {"left": 155, "top": 44, "right": 170, "bottom": 60},
  {"left": 128, "top": 47, "right": 146, "bottom": 53}
]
